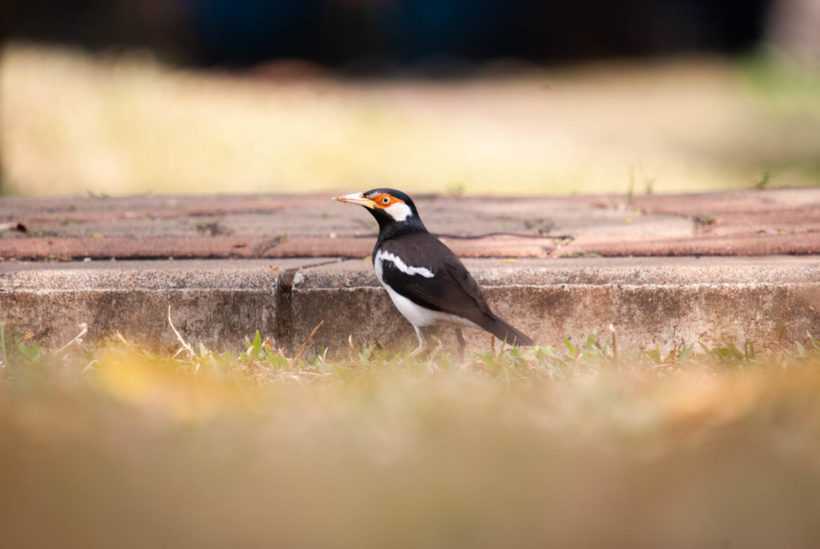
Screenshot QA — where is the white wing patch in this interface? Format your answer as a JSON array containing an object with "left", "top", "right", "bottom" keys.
[{"left": 375, "top": 250, "right": 434, "bottom": 279}]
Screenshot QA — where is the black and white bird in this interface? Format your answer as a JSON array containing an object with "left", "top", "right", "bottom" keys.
[{"left": 334, "top": 188, "right": 533, "bottom": 353}]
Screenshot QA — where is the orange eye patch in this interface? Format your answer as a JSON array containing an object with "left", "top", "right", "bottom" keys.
[{"left": 371, "top": 193, "right": 405, "bottom": 208}]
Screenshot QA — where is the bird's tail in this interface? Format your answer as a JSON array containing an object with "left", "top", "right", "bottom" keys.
[{"left": 480, "top": 315, "right": 534, "bottom": 347}]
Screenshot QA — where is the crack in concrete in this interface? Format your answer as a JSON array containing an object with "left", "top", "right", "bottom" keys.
[
  {"left": 273, "top": 268, "right": 296, "bottom": 354},
  {"left": 272, "top": 258, "right": 344, "bottom": 353}
]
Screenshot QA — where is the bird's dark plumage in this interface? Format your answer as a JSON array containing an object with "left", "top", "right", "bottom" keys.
[
  {"left": 334, "top": 188, "right": 533, "bottom": 349},
  {"left": 377, "top": 233, "right": 532, "bottom": 345}
]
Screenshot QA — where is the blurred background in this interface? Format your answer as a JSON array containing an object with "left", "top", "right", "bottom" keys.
[{"left": 2, "top": 0, "right": 819, "bottom": 196}]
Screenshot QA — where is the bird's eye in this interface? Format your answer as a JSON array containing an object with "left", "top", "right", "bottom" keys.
[{"left": 381, "top": 197, "right": 390, "bottom": 204}]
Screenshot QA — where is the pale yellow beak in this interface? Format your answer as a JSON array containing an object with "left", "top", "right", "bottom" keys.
[{"left": 333, "top": 192, "right": 376, "bottom": 209}]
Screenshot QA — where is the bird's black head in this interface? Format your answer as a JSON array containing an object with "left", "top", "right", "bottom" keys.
[{"left": 334, "top": 188, "right": 426, "bottom": 238}]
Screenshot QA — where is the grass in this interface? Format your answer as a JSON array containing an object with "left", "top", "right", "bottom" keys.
[
  {"left": 2, "top": 326, "right": 820, "bottom": 548},
  {"left": 3, "top": 42, "right": 819, "bottom": 197}
]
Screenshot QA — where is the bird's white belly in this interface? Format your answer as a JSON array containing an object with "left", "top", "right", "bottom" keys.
[
  {"left": 382, "top": 283, "right": 438, "bottom": 327},
  {"left": 378, "top": 277, "right": 480, "bottom": 329}
]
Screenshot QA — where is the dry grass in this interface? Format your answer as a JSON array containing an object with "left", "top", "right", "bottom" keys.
[
  {"left": 3, "top": 42, "right": 819, "bottom": 197},
  {"left": 2, "top": 329, "right": 820, "bottom": 548}
]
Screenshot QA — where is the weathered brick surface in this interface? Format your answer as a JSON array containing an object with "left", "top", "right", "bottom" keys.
[{"left": 2, "top": 189, "right": 818, "bottom": 260}]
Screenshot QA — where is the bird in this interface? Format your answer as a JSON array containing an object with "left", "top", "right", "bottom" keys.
[{"left": 334, "top": 188, "right": 533, "bottom": 354}]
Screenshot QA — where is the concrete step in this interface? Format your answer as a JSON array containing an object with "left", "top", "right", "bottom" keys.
[{"left": 2, "top": 257, "right": 818, "bottom": 356}]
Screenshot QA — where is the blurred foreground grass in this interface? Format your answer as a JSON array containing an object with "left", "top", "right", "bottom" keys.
[
  {"left": 2, "top": 329, "right": 820, "bottom": 548},
  {"left": 2, "top": 42, "right": 819, "bottom": 197}
]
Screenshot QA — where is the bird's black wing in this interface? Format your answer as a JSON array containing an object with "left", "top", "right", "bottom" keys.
[{"left": 378, "top": 232, "right": 493, "bottom": 325}]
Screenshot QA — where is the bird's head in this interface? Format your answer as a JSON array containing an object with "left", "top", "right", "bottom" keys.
[{"left": 334, "top": 188, "right": 426, "bottom": 234}]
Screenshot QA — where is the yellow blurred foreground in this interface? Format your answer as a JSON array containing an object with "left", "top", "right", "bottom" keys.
[
  {"left": 2, "top": 334, "right": 820, "bottom": 548},
  {"left": 2, "top": 43, "right": 819, "bottom": 196}
]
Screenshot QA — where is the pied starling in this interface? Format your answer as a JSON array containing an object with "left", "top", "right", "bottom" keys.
[{"left": 334, "top": 188, "right": 533, "bottom": 353}]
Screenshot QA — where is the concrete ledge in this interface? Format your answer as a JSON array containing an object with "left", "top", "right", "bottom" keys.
[
  {"left": 1, "top": 257, "right": 818, "bottom": 355},
  {"left": 0, "top": 259, "right": 314, "bottom": 352}
]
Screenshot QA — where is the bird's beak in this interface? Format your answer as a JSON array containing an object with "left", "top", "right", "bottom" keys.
[{"left": 333, "top": 192, "right": 376, "bottom": 209}]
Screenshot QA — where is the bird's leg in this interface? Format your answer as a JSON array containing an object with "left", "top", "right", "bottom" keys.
[
  {"left": 455, "top": 327, "right": 466, "bottom": 361},
  {"left": 410, "top": 325, "right": 427, "bottom": 357}
]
